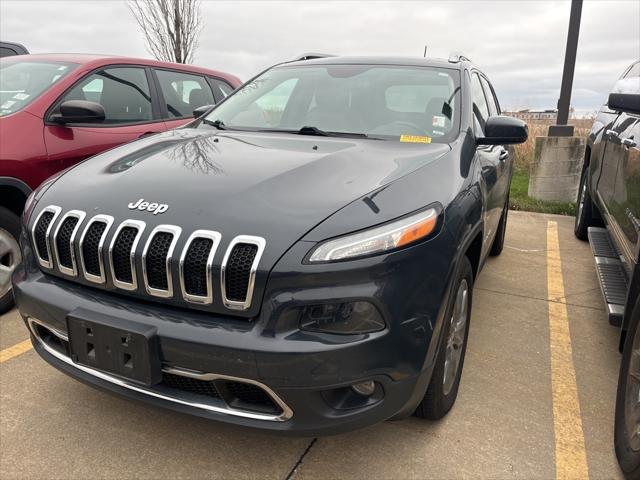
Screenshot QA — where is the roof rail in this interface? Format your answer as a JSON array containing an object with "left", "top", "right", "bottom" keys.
[
  {"left": 293, "top": 53, "right": 336, "bottom": 61},
  {"left": 448, "top": 52, "right": 472, "bottom": 63}
]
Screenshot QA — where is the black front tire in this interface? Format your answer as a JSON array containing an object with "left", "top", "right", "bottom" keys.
[
  {"left": 0, "top": 206, "right": 21, "bottom": 314},
  {"left": 615, "top": 299, "right": 640, "bottom": 479},
  {"left": 574, "top": 169, "right": 594, "bottom": 241},
  {"left": 414, "top": 256, "right": 473, "bottom": 420}
]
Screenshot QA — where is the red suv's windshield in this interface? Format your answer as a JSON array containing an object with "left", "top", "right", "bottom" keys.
[{"left": 0, "top": 59, "right": 78, "bottom": 116}]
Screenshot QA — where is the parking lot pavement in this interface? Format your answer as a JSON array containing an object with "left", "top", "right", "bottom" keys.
[{"left": 0, "top": 211, "right": 624, "bottom": 479}]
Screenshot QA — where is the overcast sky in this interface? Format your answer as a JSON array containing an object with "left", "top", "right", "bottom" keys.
[{"left": 1, "top": 0, "right": 638, "bottom": 115}]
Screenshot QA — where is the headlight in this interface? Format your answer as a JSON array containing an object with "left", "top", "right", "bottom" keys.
[{"left": 307, "top": 207, "right": 440, "bottom": 263}]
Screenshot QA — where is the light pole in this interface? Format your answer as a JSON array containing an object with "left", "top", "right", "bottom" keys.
[{"left": 549, "top": 0, "right": 583, "bottom": 137}]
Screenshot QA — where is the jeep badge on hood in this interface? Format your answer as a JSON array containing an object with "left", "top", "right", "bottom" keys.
[{"left": 128, "top": 198, "right": 169, "bottom": 215}]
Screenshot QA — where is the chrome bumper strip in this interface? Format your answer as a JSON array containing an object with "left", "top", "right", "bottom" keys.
[{"left": 27, "top": 317, "right": 293, "bottom": 422}]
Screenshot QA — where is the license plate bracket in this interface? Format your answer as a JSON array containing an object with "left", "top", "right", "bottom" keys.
[{"left": 66, "top": 308, "right": 161, "bottom": 386}]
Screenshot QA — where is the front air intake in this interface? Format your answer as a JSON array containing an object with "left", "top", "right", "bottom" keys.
[
  {"left": 225, "top": 244, "right": 258, "bottom": 301},
  {"left": 221, "top": 236, "right": 265, "bottom": 310},
  {"left": 55, "top": 217, "right": 78, "bottom": 268},
  {"left": 52, "top": 210, "right": 85, "bottom": 276},
  {"left": 34, "top": 212, "right": 54, "bottom": 261},
  {"left": 79, "top": 215, "right": 114, "bottom": 283},
  {"left": 142, "top": 225, "right": 181, "bottom": 297},
  {"left": 109, "top": 220, "right": 145, "bottom": 290},
  {"left": 32, "top": 206, "right": 61, "bottom": 268},
  {"left": 179, "top": 230, "right": 221, "bottom": 304}
]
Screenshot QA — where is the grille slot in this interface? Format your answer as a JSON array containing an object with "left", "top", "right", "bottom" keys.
[
  {"left": 179, "top": 230, "right": 221, "bottom": 304},
  {"left": 109, "top": 220, "right": 145, "bottom": 290},
  {"left": 142, "top": 225, "right": 181, "bottom": 297},
  {"left": 146, "top": 233, "right": 173, "bottom": 289},
  {"left": 52, "top": 210, "right": 85, "bottom": 276},
  {"left": 55, "top": 217, "right": 78, "bottom": 268},
  {"left": 79, "top": 215, "right": 114, "bottom": 283},
  {"left": 221, "top": 235, "right": 265, "bottom": 311},
  {"left": 32, "top": 206, "right": 61, "bottom": 267},
  {"left": 225, "top": 244, "right": 258, "bottom": 301},
  {"left": 184, "top": 238, "right": 212, "bottom": 296},
  {"left": 34, "top": 212, "right": 54, "bottom": 261},
  {"left": 113, "top": 227, "right": 138, "bottom": 282}
]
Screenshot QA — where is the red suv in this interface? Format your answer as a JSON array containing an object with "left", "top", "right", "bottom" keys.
[{"left": 0, "top": 54, "right": 241, "bottom": 312}]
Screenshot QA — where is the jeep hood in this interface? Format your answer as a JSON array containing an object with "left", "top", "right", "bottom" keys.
[{"left": 38, "top": 128, "right": 450, "bottom": 270}]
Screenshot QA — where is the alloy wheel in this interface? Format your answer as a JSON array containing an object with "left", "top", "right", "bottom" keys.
[
  {"left": 443, "top": 278, "right": 469, "bottom": 396},
  {"left": 0, "top": 228, "right": 21, "bottom": 299}
]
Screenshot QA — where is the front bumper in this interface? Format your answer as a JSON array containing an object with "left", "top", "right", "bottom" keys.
[{"left": 13, "top": 230, "right": 456, "bottom": 436}]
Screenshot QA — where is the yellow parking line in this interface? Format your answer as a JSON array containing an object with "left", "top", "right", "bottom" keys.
[
  {"left": 0, "top": 339, "right": 32, "bottom": 363},
  {"left": 546, "top": 221, "right": 589, "bottom": 479}
]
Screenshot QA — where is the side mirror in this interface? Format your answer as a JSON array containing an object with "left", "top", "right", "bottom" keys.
[
  {"left": 51, "top": 100, "right": 105, "bottom": 124},
  {"left": 477, "top": 115, "right": 528, "bottom": 145},
  {"left": 193, "top": 104, "right": 214, "bottom": 119},
  {"left": 608, "top": 93, "right": 640, "bottom": 115}
]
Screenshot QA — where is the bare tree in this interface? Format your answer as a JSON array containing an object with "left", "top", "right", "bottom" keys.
[{"left": 127, "top": 0, "right": 202, "bottom": 64}]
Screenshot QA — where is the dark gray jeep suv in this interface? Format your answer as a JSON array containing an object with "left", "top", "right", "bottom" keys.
[{"left": 13, "top": 55, "right": 527, "bottom": 435}]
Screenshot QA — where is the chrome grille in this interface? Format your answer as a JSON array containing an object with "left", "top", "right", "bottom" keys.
[
  {"left": 52, "top": 210, "right": 86, "bottom": 276},
  {"left": 221, "top": 235, "right": 266, "bottom": 311},
  {"left": 79, "top": 215, "right": 114, "bottom": 284},
  {"left": 109, "top": 220, "right": 145, "bottom": 290},
  {"left": 179, "top": 230, "right": 221, "bottom": 304},
  {"left": 31, "top": 207, "right": 265, "bottom": 312},
  {"left": 142, "top": 225, "right": 181, "bottom": 297},
  {"left": 32, "top": 206, "right": 61, "bottom": 268}
]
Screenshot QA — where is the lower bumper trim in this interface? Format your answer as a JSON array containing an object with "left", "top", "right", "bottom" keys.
[{"left": 27, "top": 317, "right": 293, "bottom": 422}]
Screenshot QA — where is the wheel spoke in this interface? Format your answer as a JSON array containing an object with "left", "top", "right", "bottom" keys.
[
  {"left": 0, "top": 264, "right": 12, "bottom": 297},
  {"left": 0, "top": 235, "right": 11, "bottom": 258}
]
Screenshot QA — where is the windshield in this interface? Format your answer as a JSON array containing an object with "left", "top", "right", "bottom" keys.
[
  {"left": 0, "top": 59, "right": 77, "bottom": 116},
  {"left": 203, "top": 64, "right": 461, "bottom": 142}
]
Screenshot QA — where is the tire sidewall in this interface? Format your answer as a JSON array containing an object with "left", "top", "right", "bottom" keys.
[
  {"left": 0, "top": 206, "right": 21, "bottom": 313},
  {"left": 433, "top": 257, "right": 474, "bottom": 412},
  {"left": 615, "top": 298, "right": 640, "bottom": 477},
  {"left": 574, "top": 169, "right": 591, "bottom": 238}
]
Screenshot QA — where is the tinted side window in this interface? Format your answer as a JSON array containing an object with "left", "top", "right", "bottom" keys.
[
  {"left": 480, "top": 76, "right": 499, "bottom": 116},
  {"left": 471, "top": 73, "right": 490, "bottom": 133},
  {"left": 210, "top": 78, "right": 234, "bottom": 100},
  {"left": 0, "top": 47, "right": 17, "bottom": 57},
  {"left": 57, "top": 67, "right": 152, "bottom": 124},
  {"left": 156, "top": 70, "right": 215, "bottom": 118}
]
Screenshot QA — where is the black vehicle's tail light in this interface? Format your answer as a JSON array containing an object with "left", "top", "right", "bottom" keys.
[{"left": 299, "top": 301, "right": 385, "bottom": 334}]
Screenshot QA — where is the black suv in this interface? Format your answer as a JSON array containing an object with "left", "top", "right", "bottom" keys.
[
  {"left": 573, "top": 60, "right": 640, "bottom": 477},
  {"left": 13, "top": 55, "right": 527, "bottom": 435}
]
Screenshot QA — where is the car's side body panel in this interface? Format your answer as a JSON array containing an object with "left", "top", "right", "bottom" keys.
[{"left": 585, "top": 60, "right": 640, "bottom": 339}]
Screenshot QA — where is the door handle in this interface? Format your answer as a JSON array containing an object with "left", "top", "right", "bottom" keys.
[
  {"left": 606, "top": 129, "right": 619, "bottom": 139},
  {"left": 622, "top": 137, "right": 637, "bottom": 148},
  {"left": 498, "top": 149, "right": 509, "bottom": 162}
]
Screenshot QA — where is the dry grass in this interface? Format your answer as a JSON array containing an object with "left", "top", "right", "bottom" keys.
[{"left": 513, "top": 120, "right": 592, "bottom": 172}]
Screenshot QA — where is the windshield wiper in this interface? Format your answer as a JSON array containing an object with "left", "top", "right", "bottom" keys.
[
  {"left": 297, "top": 126, "right": 371, "bottom": 139},
  {"left": 202, "top": 118, "right": 227, "bottom": 130}
]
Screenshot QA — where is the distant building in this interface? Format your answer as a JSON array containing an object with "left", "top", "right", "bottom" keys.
[
  {"left": 503, "top": 108, "right": 558, "bottom": 121},
  {"left": 503, "top": 107, "right": 576, "bottom": 122}
]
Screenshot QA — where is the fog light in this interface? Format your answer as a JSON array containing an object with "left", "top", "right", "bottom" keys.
[
  {"left": 299, "top": 301, "right": 385, "bottom": 334},
  {"left": 351, "top": 380, "right": 376, "bottom": 396}
]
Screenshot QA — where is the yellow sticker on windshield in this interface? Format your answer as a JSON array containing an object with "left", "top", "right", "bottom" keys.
[{"left": 400, "top": 135, "right": 431, "bottom": 144}]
